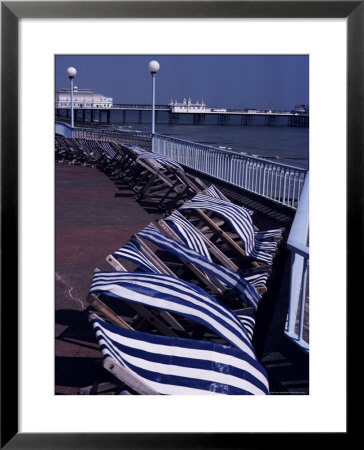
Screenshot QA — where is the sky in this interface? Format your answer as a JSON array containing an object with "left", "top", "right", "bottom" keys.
[{"left": 55, "top": 55, "right": 308, "bottom": 111}]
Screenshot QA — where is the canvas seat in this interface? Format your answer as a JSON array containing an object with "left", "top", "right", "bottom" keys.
[
  {"left": 178, "top": 192, "right": 282, "bottom": 267},
  {"left": 134, "top": 224, "right": 262, "bottom": 312},
  {"left": 162, "top": 211, "right": 270, "bottom": 292},
  {"left": 87, "top": 313, "right": 269, "bottom": 395},
  {"left": 107, "top": 234, "right": 261, "bottom": 335},
  {"left": 89, "top": 271, "right": 258, "bottom": 355}
]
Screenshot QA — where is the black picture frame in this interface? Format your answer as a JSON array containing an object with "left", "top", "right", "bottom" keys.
[{"left": 1, "top": 1, "right": 357, "bottom": 448}]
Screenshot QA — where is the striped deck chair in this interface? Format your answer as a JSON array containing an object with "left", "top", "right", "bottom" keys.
[
  {"left": 179, "top": 193, "right": 280, "bottom": 266},
  {"left": 204, "top": 184, "right": 283, "bottom": 242},
  {"left": 97, "top": 241, "right": 188, "bottom": 338},
  {"left": 111, "top": 145, "right": 146, "bottom": 183},
  {"left": 89, "top": 271, "right": 259, "bottom": 357},
  {"left": 106, "top": 234, "right": 260, "bottom": 341},
  {"left": 162, "top": 211, "right": 270, "bottom": 294},
  {"left": 136, "top": 223, "right": 261, "bottom": 312},
  {"left": 130, "top": 159, "right": 197, "bottom": 211},
  {"left": 89, "top": 313, "right": 269, "bottom": 395}
]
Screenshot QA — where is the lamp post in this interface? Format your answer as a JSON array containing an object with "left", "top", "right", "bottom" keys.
[
  {"left": 67, "top": 66, "right": 77, "bottom": 128},
  {"left": 148, "top": 60, "right": 160, "bottom": 153}
]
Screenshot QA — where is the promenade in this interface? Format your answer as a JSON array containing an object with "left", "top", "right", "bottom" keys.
[
  {"left": 55, "top": 162, "right": 308, "bottom": 395},
  {"left": 55, "top": 164, "right": 163, "bottom": 394}
]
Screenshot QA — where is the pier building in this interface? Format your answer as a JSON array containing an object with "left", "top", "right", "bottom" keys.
[{"left": 56, "top": 87, "right": 113, "bottom": 108}]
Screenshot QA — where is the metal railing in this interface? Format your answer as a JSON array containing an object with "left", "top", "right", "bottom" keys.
[
  {"left": 285, "top": 173, "right": 309, "bottom": 352},
  {"left": 56, "top": 123, "right": 307, "bottom": 209},
  {"left": 152, "top": 134, "right": 307, "bottom": 209}
]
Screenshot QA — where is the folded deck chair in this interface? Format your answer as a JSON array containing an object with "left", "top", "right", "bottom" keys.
[
  {"left": 89, "top": 271, "right": 258, "bottom": 356},
  {"left": 136, "top": 224, "right": 261, "bottom": 312},
  {"left": 203, "top": 184, "right": 283, "bottom": 241},
  {"left": 89, "top": 313, "right": 269, "bottom": 395},
  {"left": 131, "top": 158, "right": 196, "bottom": 211},
  {"left": 179, "top": 193, "right": 280, "bottom": 266},
  {"left": 106, "top": 241, "right": 187, "bottom": 337},
  {"left": 161, "top": 211, "right": 270, "bottom": 294}
]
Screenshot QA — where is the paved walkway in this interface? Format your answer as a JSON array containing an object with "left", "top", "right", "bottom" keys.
[
  {"left": 55, "top": 163, "right": 308, "bottom": 395},
  {"left": 55, "top": 164, "right": 163, "bottom": 394}
]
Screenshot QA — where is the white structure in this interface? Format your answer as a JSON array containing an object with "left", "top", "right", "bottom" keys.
[
  {"left": 169, "top": 98, "right": 211, "bottom": 113},
  {"left": 56, "top": 87, "right": 113, "bottom": 108}
]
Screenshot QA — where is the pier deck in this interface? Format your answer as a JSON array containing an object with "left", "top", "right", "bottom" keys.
[{"left": 55, "top": 163, "right": 308, "bottom": 395}]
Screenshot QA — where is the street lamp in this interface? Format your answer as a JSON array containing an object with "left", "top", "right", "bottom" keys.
[
  {"left": 67, "top": 66, "right": 77, "bottom": 128},
  {"left": 148, "top": 60, "right": 160, "bottom": 152}
]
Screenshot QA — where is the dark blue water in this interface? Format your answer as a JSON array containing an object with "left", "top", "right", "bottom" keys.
[{"left": 109, "top": 110, "right": 309, "bottom": 169}]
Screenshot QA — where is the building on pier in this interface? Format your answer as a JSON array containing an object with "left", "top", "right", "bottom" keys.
[
  {"left": 169, "top": 98, "right": 209, "bottom": 113},
  {"left": 56, "top": 87, "right": 113, "bottom": 108}
]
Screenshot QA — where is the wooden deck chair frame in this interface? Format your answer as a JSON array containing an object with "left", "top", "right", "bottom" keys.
[
  {"left": 158, "top": 213, "right": 269, "bottom": 297},
  {"left": 104, "top": 254, "right": 189, "bottom": 337}
]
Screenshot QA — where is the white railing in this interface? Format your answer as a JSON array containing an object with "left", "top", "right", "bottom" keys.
[
  {"left": 285, "top": 173, "right": 309, "bottom": 352},
  {"left": 56, "top": 123, "right": 307, "bottom": 209},
  {"left": 153, "top": 134, "right": 307, "bottom": 209}
]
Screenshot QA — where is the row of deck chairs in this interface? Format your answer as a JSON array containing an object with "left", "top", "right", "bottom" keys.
[
  {"left": 80, "top": 181, "right": 283, "bottom": 395},
  {"left": 55, "top": 135, "right": 123, "bottom": 169},
  {"left": 56, "top": 136, "right": 206, "bottom": 213},
  {"left": 55, "top": 136, "right": 283, "bottom": 394}
]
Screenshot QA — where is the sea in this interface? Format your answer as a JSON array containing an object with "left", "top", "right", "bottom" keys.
[{"left": 90, "top": 110, "right": 309, "bottom": 170}]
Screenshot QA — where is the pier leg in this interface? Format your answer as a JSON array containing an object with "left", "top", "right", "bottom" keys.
[
  {"left": 123, "top": 110, "right": 126, "bottom": 124},
  {"left": 107, "top": 110, "right": 111, "bottom": 124},
  {"left": 138, "top": 110, "right": 142, "bottom": 124}
]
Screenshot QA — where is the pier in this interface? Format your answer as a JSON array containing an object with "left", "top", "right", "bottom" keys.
[{"left": 55, "top": 103, "right": 309, "bottom": 127}]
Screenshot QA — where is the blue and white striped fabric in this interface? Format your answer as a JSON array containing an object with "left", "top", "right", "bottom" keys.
[
  {"left": 91, "top": 315, "right": 269, "bottom": 395},
  {"left": 136, "top": 151, "right": 184, "bottom": 170},
  {"left": 179, "top": 193, "right": 274, "bottom": 264},
  {"left": 164, "top": 212, "right": 212, "bottom": 261},
  {"left": 204, "top": 184, "right": 226, "bottom": 200},
  {"left": 204, "top": 184, "right": 255, "bottom": 215},
  {"left": 255, "top": 229, "right": 283, "bottom": 241},
  {"left": 112, "top": 241, "right": 161, "bottom": 275},
  {"left": 137, "top": 224, "right": 260, "bottom": 311},
  {"left": 237, "top": 315, "right": 256, "bottom": 342},
  {"left": 89, "top": 271, "right": 256, "bottom": 357},
  {"left": 164, "top": 213, "right": 269, "bottom": 289},
  {"left": 244, "top": 272, "right": 269, "bottom": 288}
]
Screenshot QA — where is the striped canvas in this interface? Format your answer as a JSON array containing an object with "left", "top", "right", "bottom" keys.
[
  {"left": 89, "top": 271, "right": 256, "bottom": 357},
  {"left": 236, "top": 314, "right": 256, "bottom": 342},
  {"left": 112, "top": 241, "right": 161, "bottom": 275},
  {"left": 164, "top": 212, "right": 212, "bottom": 261},
  {"left": 136, "top": 151, "right": 184, "bottom": 170},
  {"left": 91, "top": 315, "right": 269, "bottom": 395},
  {"left": 179, "top": 193, "right": 274, "bottom": 264},
  {"left": 137, "top": 224, "right": 260, "bottom": 311}
]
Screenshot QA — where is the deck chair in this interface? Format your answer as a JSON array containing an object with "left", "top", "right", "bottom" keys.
[
  {"left": 161, "top": 211, "right": 270, "bottom": 294},
  {"left": 89, "top": 271, "right": 259, "bottom": 356},
  {"left": 88, "top": 313, "right": 269, "bottom": 395},
  {"left": 106, "top": 241, "right": 188, "bottom": 337},
  {"left": 130, "top": 155, "right": 196, "bottom": 211},
  {"left": 135, "top": 223, "right": 262, "bottom": 312},
  {"left": 178, "top": 193, "right": 281, "bottom": 267},
  {"left": 204, "top": 184, "right": 284, "bottom": 241},
  {"left": 55, "top": 137, "right": 89, "bottom": 165},
  {"left": 106, "top": 235, "right": 260, "bottom": 342}
]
